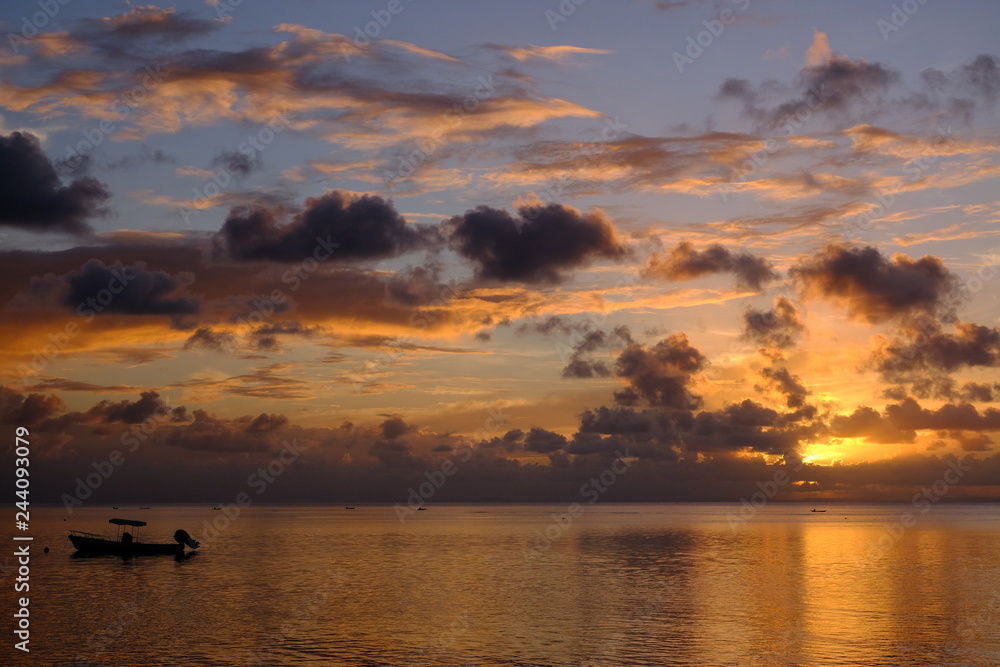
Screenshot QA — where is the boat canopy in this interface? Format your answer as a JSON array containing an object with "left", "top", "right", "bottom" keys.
[{"left": 109, "top": 518, "right": 147, "bottom": 527}]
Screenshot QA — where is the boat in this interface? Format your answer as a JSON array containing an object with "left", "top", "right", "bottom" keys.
[
  {"left": 68, "top": 518, "right": 200, "bottom": 556},
  {"left": 811, "top": 509, "right": 827, "bottom": 513},
  {"left": 417, "top": 507, "right": 427, "bottom": 511}
]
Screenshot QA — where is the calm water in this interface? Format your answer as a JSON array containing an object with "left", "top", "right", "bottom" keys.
[{"left": 4, "top": 503, "right": 999, "bottom": 666}]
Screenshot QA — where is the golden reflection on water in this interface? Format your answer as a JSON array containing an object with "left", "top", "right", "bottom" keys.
[{"left": 22, "top": 504, "right": 1000, "bottom": 666}]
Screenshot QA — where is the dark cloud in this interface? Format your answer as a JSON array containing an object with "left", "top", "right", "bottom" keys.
[
  {"left": 718, "top": 54, "right": 899, "bottom": 131},
  {"left": 211, "top": 148, "right": 263, "bottom": 178},
  {"left": 910, "top": 54, "right": 999, "bottom": 124},
  {"left": 101, "top": 146, "right": 177, "bottom": 171},
  {"left": 517, "top": 315, "right": 587, "bottom": 337},
  {"left": 250, "top": 322, "right": 317, "bottom": 351},
  {"left": 184, "top": 328, "right": 236, "bottom": 352},
  {"left": 0, "top": 387, "right": 66, "bottom": 426},
  {"left": 791, "top": 245, "right": 959, "bottom": 324},
  {"left": 741, "top": 296, "right": 806, "bottom": 352},
  {"left": 579, "top": 406, "right": 669, "bottom": 436},
  {"left": 871, "top": 320, "right": 1000, "bottom": 379},
  {"left": 684, "top": 400, "right": 813, "bottom": 455},
  {"left": 958, "top": 54, "right": 1000, "bottom": 104},
  {"left": 945, "top": 430, "right": 993, "bottom": 452},
  {"left": 162, "top": 408, "right": 290, "bottom": 452},
  {"left": 524, "top": 427, "right": 568, "bottom": 454},
  {"left": 61, "top": 260, "right": 201, "bottom": 322},
  {"left": 383, "top": 265, "right": 446, "bottom": 307},
  {"left": 643, "top": 242, "right": 778, "bottom": 291},
  {"left": 885, "top": 398, "right": 1000, "bottom": 432},
  {"left": 561, "top": 326, "right": 632, "bottom": 379},
  {"left": 380, "top": 416, "right": 415, "bottom": 440},
  {"left": 88, "top": 391, "right": 169, "bottom": 424},
  {"left": 74, "top": 6, "right": 221, "bottom": 57},
  {"left": 23, "top": 378, "right": 137, "bottom": 393},
  {"left": 831, "top": 406, "right": 915, "bottom": 444},
  {"left": 755, "top": 366, "right": 809, "bottom": 409},
  {"left": 367, "top": 440, "right": 415, "bottom": 467},
  {"left": 446, "top": 202, "right": 628, "bottom": 283},
  {"left": 217, "top": 190, "right": 434, "bottom": 262},
  {"left": 613, "top": 333, "right": 706, "bottom": 410},
  {"left": 0, "top": 132, "right": 110, "bottom": 233},
  {"left": 959, "top": 382, "right": 1000, "bottom": 403}
]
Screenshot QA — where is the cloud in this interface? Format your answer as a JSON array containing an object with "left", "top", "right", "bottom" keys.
[
  {"left": 805, "top": 29, "right": 831, "bottom": 67},
  {"left": 250, "top": 321, "right": 317, "bottom": 351},
  {"left": 73, "top": 6, "right": 222, "bottom": 57},
  {"left": 612, "top": 332, "right": 707, "bottom": 410},
  {"left": 482, "top": 44, "right": 614, "bottom": 63},
  {"left": 380, "top": 415, "right": 415, "bottom": 440},
  {"left": 791, "top": 244, "right": 959, "bottom": 324},
  {"left": 524, "top": 427, "right": 568, "bottom": 453},
  {"left": 911, "top": 54, "right": 999, "bottom": 123},
  {"left": 560, "top": 325, "right": 632, "bottom": 379},
  {"left": 683, "top": 399, "right": 815, "bottom": 455},
  {"left": 643, "top": 242, "right": 779, "bottom": 291},
  {"left": 184, "top": 327, "right": 236, "bottom": 352},
  {"left": 211, "top": 148, "right": 263, "bottom": 178},
  {"left": 516, "top": 315, "right": 588, "bottom": 337},
  {"left": 0, "top": 387, "right": 66, "bottom": 426},
  {"left": 885, "top": 398, "right": 1000, "bottom": 432},
  {"left": 873, "top": 320, "right": 1000, "bottom": 375},
  {"left": 61, "top": 260, "right": 201, "bottom": 321},
  {"left": 87, "top": 390, "right": 169, "bottom": 424},
  {"left": 755, "top": 366, "right": 810, "bottom": 409},
  {"left": 383, "top": 264, "right": 446, "bottom": 307},
  {"left": 718, "top": 44, "right": 899, "bottom": 131},
  {"left": 831, "top": 405, "right": 915, "bottom": 444},
  {"left": 741, "top": 296, "right": 806, "bottom": 352},
  {"left": 162, "top": 408, "right": 291, "bottom": 452},
  {"left": 446, "top": 202, "right": 628, "bottom": 283},
  {"left": 0, "top": 132, "right": 110, "bottom": 233},
  {"left": 870, "top": 320, "right": 1000, "bottom": 398},
  {"left": 217, "top": 190, "right": 435, "bottom": 262}
]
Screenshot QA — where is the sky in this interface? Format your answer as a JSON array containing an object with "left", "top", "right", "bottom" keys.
[{"left": 1, "top": 0, "right": 999, "bottom": 504}]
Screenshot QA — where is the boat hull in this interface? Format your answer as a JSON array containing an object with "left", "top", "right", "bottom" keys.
[{"left": 69, "top": 534, "right": 183, "bottom": 555}]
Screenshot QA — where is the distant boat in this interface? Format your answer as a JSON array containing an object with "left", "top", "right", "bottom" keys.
[
  {"left": 68, "top": 518, "right": 200, "bottom": 556},
  {"left": 811, "top": 509, "right": 827, "bottom": 513},
  {"left": 417, "top": 507, "right": 427, "bottom": 511},
  {"left": 345, "top": 506, "right": 355, "bottom": 510},
  {"left": 139, "top": 506, "right": 151, "bottom": 510},
  {"left": 212, "top": 507, "right": 222, "bottom": 510}
]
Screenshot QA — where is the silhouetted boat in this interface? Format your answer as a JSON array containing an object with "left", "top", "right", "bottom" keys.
[
  {"left": 417, "top": 507, "right": 427, "bottom": 511},
  {"left": 69, "top": 518, "right": 200, "bottom": 556},
  {"left": 345, "top": 506, "right": 355, "bottom": 510},
  {"left": 811, "top": 509, "right": 827, "bottom": 513}
]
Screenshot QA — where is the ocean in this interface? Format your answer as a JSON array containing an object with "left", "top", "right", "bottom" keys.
[{"left": 5, "top": 503, "right": 999, "bottom": 666}]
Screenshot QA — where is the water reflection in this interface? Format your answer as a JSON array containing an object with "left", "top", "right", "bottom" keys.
[{"left": 23, "top": 504, "right": 1000, "bottom": 665}]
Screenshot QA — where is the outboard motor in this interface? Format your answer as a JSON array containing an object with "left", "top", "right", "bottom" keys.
[{"left": 174, "top": 529, "right": 200, "bottom": 549}]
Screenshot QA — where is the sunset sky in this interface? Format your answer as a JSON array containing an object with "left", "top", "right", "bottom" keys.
[{"left": 2, "top": 0, "right": 999, "bottom": 503}]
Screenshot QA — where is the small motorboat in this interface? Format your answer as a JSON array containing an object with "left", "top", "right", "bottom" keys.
[
  {"left": 69, "top": 518, "right": 200, "bottom": 556},
  {"left": 811, "top": 509, "right": 827, "bottom": 513}
]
